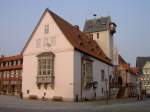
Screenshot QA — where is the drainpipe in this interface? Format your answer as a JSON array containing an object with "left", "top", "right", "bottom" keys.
[
  {"left": 108, "top": 65, "right": 110, "bottom": 103},
  {"left": 80, "top": 54, "right": 83, "bottom": 101}
]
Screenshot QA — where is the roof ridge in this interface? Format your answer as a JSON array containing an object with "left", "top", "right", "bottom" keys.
[
  {"left": 0, "top": 54, "right": 22, "bottom": 58},
  {"left": 85, "top": 16, "right": 110, "bottom": 21}
]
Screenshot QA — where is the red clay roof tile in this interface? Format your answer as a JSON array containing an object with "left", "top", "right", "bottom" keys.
[
  {"left": 21, "top": 9, "right": 111, "bottom": 65},
  {"left": 0, "top": 55, "right": 22, "bottom": 62},
  {"left": 48, "top": 9, "right": 111, "bottom": 64}
]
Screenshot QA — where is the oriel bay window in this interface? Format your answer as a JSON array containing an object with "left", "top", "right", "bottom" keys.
[
  {"left": 82, "top": 56, "right": 93, "bottom": 89},
  {"left": 37, "top": 52, "right": 55, "bottom": 89}
]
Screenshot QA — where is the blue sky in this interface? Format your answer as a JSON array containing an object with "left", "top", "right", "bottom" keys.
[{"left": 0, "top": 0, "right": 150, "bottom": 66}]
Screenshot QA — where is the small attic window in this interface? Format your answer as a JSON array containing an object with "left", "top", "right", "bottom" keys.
[
  {"left": 78, "top": 34, "right": 81, "bottom": 38},
  {"left": 97, "top": 33, "right": 99, "bottom": 39},
  {"left": 79, "top": 42, "right": 84, "bottom": 46},
  {"left": 74, "top": 25, "right": 80, "bottom": 30},
  {"left": 44, "top": 24, "right": 49, "bottom": 34},
  {"left": 96, "top": 45, "right": 99, "bottom": 49},
  {"left": 88, "top": 41, "right": 91, "bottom": 44},
  {"left": 91, "top": 48, "right": 94, "bottom": 51},
  {"left": 90, "top": 34, "right": 93, "bottom": 39}
]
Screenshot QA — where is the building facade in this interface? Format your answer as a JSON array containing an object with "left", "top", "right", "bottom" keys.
[
  {"left": 21, "top": 9, "right": 115, "bottom": 101},
  {"left": 127, "top": 67, "right": 139, "bottom": 97},
  {"left": 0, "top": 55, "right": 23, "bottom": 95},
  {"left": 136, "top": 57, "right": 150, "bottom": 95},
  {"left": 113, "top": 55, "right": 139, "bottom": 98}
]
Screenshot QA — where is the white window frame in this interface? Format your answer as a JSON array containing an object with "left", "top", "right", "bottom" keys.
[
  {"left": 82, "top": 56, "right": 93, "bottom": 89},
  {"left": 36, "top": 52, "right": 55, "bottom": 89},
  {"left": 44, "top": 24, "right": 49, "bottom": 34}
]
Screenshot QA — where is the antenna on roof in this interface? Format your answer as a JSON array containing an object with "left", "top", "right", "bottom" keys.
[
  {"left": 93, "top": 14, "right": 97, "bottom": 17},
  {"left": 93, "top": 14, "right": 97, "bottom": 19},
  {"left": 46, "top": 0, "right": 51, "bottom": 10}
]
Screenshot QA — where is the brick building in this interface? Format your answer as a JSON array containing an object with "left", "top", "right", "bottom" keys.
[{"left": 0, "top": 55, "right": 23, "bottom": 95}]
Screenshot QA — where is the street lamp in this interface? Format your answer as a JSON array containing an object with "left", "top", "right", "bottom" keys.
[
  {"left": 138, "top": 77, "right": 143, "bottom": 101},
  {"left": 93, "top": 81, "right": 98, "bottom": 99},
  {"left": 105, "top": 78, "right": 109, "bottom": 104}
]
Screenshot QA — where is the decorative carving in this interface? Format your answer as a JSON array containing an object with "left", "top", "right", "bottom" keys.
[{"left": 43, "top": 36, "right": 56, "bottom": 48}]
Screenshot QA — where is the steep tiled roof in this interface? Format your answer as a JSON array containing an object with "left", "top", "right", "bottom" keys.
[
  {"left": 118, "top": 55, "right": 127, "bottom": 64},
  {"left": 0, "top": 54, "right": 23, "bottom": 71},
  {"left": 22, "top": 9, "right": 111, "bottom": 65},
  {"left": 0, "top": 55, "right": 22, "bottom": 62},
  {"left": 48, "top": 10, "right": 111, "bottom": 64},
  {"left": 121, "top": 64, "right": 130, "bottom": 70},
  {"left": 136, "top": 57, "right": 150, "bottom": 74},
  {"left": 130, "top": 67, "right": 139, "bottom": 75},
  {"left": 83, "top": 17, "right": 110, "bottom": 33},
  {"left": 114, "top": 55, "right": 130, "bottom": 71}
]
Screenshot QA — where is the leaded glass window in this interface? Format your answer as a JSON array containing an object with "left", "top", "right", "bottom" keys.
[
  {"left": 44, "top": 25, "right": 49, "bottom": 34},
  {"left": 37, "top": 52, "right": 55, "bottom": 89},
  {"left": 101, "top": 69, "right": 105, "bottom": 81},
  {"left": 82, "top": 56, "right": 93, "bottom": 89}
]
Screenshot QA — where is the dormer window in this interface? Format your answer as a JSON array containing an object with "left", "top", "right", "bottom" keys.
[
  {"left": 44, "top": 25, "right": 49, "bottom": 34},
  {"left": 90, "top": 34, "right": 93, "bottom": 39},
  {"left": 97, "top": 33, "right": 99, "bottom": 39},
  {"left": 96, "top": 45, "right": 99, "bottom": 49},
  {"left": 79, "top": 42, "right": 84, "bottom": 46},
  {"left": 91, "top": 48, "right": 94, "bottom": 51}
]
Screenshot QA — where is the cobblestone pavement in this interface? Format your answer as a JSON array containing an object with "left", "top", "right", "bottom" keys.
[{"left": 0, "top": 95, "right": 150, "bottom": 112}]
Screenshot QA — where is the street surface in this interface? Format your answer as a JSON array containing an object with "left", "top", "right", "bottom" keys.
[{"left": 0, "top": 95, "right": 150, "bottom": 112}]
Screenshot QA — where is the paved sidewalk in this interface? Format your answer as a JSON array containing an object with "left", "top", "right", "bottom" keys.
[
  {"left": 0, "top": 95, "right": 150, "bottom": 112},
  {"left": 0, "top": 95, "right": 145, "bottom": 106}
]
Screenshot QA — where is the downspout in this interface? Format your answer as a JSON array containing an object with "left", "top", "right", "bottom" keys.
[
  {"left": 80, "top": 53, "right": 82, "bottom": 101},
  {"left": 108, "top": 65, "right": 110, "bottom": 99}
]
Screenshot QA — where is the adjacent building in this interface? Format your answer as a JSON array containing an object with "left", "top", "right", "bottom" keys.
[
  {"left": 136, "top": 57, "right": 150, "bottom": 95},
  {"left": 0, "top": 55, "right": 23, "bottom": 95},
  {"left": 113, "top": 55, "right": 138, "bottom": 98},
  {"left": 21, "top": 8, "right": 116, "bottom": 101},
  {"left": 127, "top": 67, "right": 139, "bottom": 97}
]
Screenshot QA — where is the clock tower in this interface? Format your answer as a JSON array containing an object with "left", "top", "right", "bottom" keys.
[{"left": 83, "top": 16, "right": 117, "bottom": 63}]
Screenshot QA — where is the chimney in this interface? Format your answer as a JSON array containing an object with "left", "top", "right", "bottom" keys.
[{"left": 74, "top": 25, "right": 80, "bottom": 30}]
